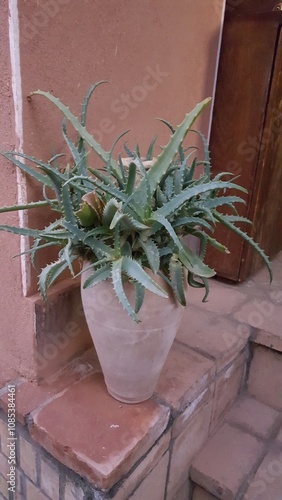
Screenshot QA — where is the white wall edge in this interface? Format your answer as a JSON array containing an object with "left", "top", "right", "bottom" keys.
[
  {"left": 207, "top": 0, "right": 226, "bottom": 144},
  {"left": 8, "top": 0, "right": 29, "bottom": 296}
]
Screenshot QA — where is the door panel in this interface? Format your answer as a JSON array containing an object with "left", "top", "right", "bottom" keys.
[
  {"left": 206, "top": 16, "right": 279, "bottom": 280},
  {"left": 239, "top": 28, "right": 282, "bottom": 278}
]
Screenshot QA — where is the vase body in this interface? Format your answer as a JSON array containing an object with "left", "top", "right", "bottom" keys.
[{"left": 81, "top": 264, "right": 184, "bottom": 403}]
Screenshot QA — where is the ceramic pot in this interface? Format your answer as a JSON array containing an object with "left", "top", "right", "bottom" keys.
[{"left": 81, "top": 264, "right": 184, "bottom": 404}]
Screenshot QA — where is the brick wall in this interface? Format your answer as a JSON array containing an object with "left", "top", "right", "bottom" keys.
[
  {"left": 0, "top": 410, "right": 87, "bottom": 500},
  {"left": 0, "top": 282, "right": 252, "bottom": 500},
  {"left": 0, "top": 347, "right": 246, "bottom": 499}
]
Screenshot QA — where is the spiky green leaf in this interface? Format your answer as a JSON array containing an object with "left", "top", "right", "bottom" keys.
[
  {"left": 30, "top": 90, "right": 120, "bottom": 175},
  {"left": 137, "top": 98, "right": 211, "bottom": 198},
  {"left": 153, "top": 181, "right": 247, "bottom": 220},
  {"left": 214, "top": 211, "right": 272, "bottom": 281},
  {"left": 169, "top": 256, "right": 186, "bottom": 305},
  {"left": 201, "top": 196, "right": 246, "bottom": 210},
  {"left": 111, "top": 258, "right": 140, "bottom": 322},
  {"left": 0, "top": 200, "right": 52, "bottom": 214},
  {"left": 122, "top": 256, "right": 168, "bottom": 298},
  {"left": 134, "top": 281, "right": 145, "bottom": 313},
  {"left": 83, "top": 263, "right": 111, "bottom": 288},
  {"left": 80, "top": 81, "right": 108, "bottom": 127},
  {"left": 62, "top": 220, "right": 113, "bottom": 259},
  {"left": 138, "top": 238, "right": 160, "bottom": 273},
  {"left": 191, "top": 129, "right": 211, "bottom": 177},
  {"left": 61, "top": 184, "right": 76, "bottom": 224},
  {"left": 178, "top": 245, "right": 216, "bottom": 278},
  {"left": 145, "top": 135, "right": 157, "bottom": 160},
  {"left": 102, "top": 199, "right": 121, "bottom": 227},
  {"left": 1, "top": 152, "right": 53, "bottom": 188},
  {"left": 125, "top": 162, "right": 137, "bottom": 195},
  {"left": 0, "top": 225, "right": 44, "bottom": 239},
  {"left": 38, "top": 259, "right": 69, "bottom": 300}
]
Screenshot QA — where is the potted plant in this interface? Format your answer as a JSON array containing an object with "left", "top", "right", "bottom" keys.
[{"left": 0, "top": 83, "right": 272, "bottom": 403}]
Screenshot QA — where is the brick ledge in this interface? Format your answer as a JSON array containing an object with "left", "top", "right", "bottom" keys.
[{"left": 0, "top": 300, "right": 249, "bottom": 496}]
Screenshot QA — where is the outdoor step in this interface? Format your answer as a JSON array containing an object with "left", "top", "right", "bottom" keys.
[
  {"left": 247, "top": 344, "right": 282, "bottom": 410},
  {"left": 190, "top": 393, "right": 282, "bottom": 500},
  {"left": 233, "top": 252, "right": 282, "bottom": 355}
]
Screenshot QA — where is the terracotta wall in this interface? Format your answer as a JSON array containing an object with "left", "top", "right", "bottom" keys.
[
  {"left": 0, "top": 1, "right": 35, "bottom": 382},
  {"left": 0, "top": 0, "right": 226, "bottom": 380}
]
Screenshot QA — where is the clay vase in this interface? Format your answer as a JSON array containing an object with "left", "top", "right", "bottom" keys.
[{"left": 80, "top": 264, "right": 184, "bottom": 404}]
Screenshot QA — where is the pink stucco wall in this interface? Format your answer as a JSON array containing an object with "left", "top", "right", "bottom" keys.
[
  {"left": 0, "top": 1, "right": 35, "bottom": 382},
  {"left": 0, "top": 0, "right": 225, "bottom": 381}
]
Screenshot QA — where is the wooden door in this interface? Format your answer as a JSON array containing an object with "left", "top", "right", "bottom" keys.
[
  {"left": 206, "top": 8, "right": 282, "bottom": 281},
  {"left": 240, "top": 28, "right": 282, "bottom": 278}
]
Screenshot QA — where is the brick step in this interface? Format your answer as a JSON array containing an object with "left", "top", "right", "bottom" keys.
[
  {"left": 231, "top": 251, "right": 282, "bottom": 355},
  {"left": 247, "top": 344, "right": 282, "bottom": 411},
  {"left": 189, "top": 393, "right": 282, "bottom": 499}
]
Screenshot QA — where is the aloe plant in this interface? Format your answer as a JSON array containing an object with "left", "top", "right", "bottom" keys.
[{"left": 0, "top": 83, "right": 272, "bottom": 321}]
